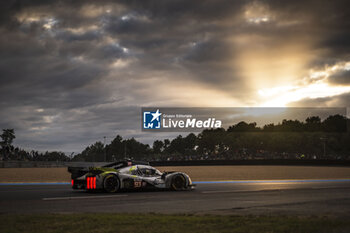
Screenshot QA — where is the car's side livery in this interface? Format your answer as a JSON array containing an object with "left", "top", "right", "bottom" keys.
[{"left": 68, "top": 160, "right": 194, "bottom": 193}]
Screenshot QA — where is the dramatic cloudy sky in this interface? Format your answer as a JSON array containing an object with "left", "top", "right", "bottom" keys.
[{"left": 1, "top": 0, "right": 349, "bottom": 152}]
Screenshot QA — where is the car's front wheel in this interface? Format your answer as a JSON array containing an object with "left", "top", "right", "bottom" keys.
[
  {"left": 103, "top": 175, "right": 120, "bottom": 193},
  {"left": 171, "top": 175, "right": 186, "bottom": 191}
]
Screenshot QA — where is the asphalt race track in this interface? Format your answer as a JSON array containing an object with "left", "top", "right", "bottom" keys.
[{"left": 1, "top": 180, "right": 350, "bottom": 216}]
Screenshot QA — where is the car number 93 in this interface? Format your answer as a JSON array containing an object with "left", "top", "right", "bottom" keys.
[{"left": 134, "top": 181, "right": 142, "bottom": 188}]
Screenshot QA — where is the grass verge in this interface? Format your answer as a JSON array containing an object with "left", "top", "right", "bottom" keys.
[{"left": 0, "top": 213, "right": 349, "bottom": 233}]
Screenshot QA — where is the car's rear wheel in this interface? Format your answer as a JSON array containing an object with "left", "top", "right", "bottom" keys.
[
  {"left": 103, "top": 175, "right": 120, "bottom": 193},
  {"left": 171, "top": 175, "right": 186, "bottom": 191}
]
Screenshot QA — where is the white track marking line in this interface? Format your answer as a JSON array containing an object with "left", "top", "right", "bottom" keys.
[{"left": 43, "top": 194, "right": 128, "bottom": 201}]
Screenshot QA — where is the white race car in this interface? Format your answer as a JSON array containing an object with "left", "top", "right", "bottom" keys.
[{"left": 68, "top": 160, "right": 195, "bottom": 193}]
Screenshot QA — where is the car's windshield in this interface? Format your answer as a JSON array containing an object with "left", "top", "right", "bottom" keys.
[{"left": 139, "top": 167, "right": 162, "bottom": 177}]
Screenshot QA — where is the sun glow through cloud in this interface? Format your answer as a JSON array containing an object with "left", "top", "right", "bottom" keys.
[
  {"left": 258, "top": 62, "right": 350, "bottom": 107},
  {"left": 259, "top": 83, "right": 350, "bottom": 107}
]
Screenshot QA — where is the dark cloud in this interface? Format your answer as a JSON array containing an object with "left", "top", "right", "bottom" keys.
[
  {"left": 106, "top": 17, "right": 152, "bottom": 35},
  {"left": 184, "top": 39, "right": 232, "bottom": 63},
  {"left": 118, "top": 0, "right": 244, "bottom": 21},
  {"left": 56, "top": 30, "right": 102, "bottom": 42},
  {"left": 328, "top": 70, "right": 350, "bottom": 85}
]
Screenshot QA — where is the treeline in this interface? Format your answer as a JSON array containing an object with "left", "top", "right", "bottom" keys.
[
  {"left": 0, "top": 129, "right": 71, "bottom": 161},
  {"left": 72, "top": 115, "right": 350, "bottom": 162},
  {"left": 1, "top": 115, "right": 349, "bottom": 162}
]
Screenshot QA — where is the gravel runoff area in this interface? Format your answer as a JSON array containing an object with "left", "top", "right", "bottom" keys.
[{"left": 0, "top": 165, "right": 350, "bottom": 182}]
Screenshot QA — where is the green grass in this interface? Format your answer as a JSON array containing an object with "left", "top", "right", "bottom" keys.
[{"left": 0, "top": 213, "right": 349, "bottom": 233}]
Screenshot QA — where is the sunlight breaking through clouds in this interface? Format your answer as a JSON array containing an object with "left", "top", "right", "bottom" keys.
[{"left": 258, "top": 61, "right": 350, "bottom": 107}]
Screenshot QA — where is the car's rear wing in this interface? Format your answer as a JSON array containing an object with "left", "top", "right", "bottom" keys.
[
  {"left": 68, "top": 160, "right": 150, "bottom": 179},
  {"left": 67, "top": 166, "right": 89, "bottom": 179}
]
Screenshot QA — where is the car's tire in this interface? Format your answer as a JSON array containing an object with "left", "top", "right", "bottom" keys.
[
  {"left": 103, "top": 175, "right": 120, "bottom": 193},
  {"left": 171, "top": 174, "right": 186, "bottom": 191}
]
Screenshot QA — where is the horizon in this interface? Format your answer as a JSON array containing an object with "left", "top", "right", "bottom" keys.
[{"left": 9, "top": 111, "right": 349, "bottom": 155}]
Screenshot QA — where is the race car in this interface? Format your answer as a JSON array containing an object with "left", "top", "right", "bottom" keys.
[{"left": 68, "top": 160, "right": 194, "bottom": 193}]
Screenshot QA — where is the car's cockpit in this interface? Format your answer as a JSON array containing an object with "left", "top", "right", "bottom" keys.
[{"left": 119, "top": 165, "right": 162, "bottom": 177}]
